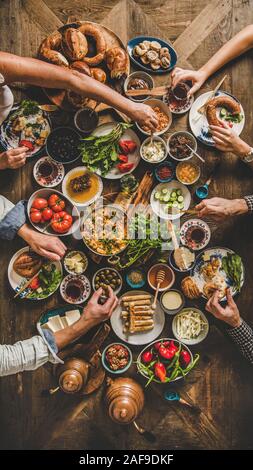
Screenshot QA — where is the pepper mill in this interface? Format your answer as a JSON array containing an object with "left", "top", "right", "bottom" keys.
[
  {"left": 105, "top": 377, "right": 144, "bottom": 425},
  {"left": 57, "top": 357, "right": 90, "bottom": 394}
]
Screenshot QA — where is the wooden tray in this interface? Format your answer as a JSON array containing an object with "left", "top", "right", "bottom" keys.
[{"left": 40, "top": 20, "right": 130, "bottom": 111}]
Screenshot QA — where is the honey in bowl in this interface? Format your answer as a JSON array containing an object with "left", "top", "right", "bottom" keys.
[
  {"left": 66, "top": 169, "right": 100, "bottom": 204},
  {"left": 148, "top": 263, "right": 175, "bottom": 292}
]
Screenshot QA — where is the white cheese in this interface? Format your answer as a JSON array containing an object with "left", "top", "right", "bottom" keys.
[
  {"left": 44, "top": 315, "right": 64, "bottom": 332},
  {"left": 65, "top": 309, "right": 81, "bottom": 326}
]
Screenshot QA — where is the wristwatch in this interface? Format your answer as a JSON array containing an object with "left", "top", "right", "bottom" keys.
[{"left": 242, "top": 147, "right": 253, "bottom": 163}]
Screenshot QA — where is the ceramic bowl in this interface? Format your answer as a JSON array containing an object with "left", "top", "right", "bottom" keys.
[
  {"left": 172, "top": 307, "right": 209, "bottom": 345},
  {"left": 140, "top": 135, "right": 167, "bottom": 164},
  {"left": 160, "top": 289, "right": 185, "bottom": 315},
  {"left": 167, "top": 131, "right": 197, "bottom": 162},
  {"left": 124, "top": 71, "right": 154, "bottom": 102},
  {"left": 136, "top": 98, "right": 172, "bottom": 136},
  {"left": 102, "top": 343, "right": 133, "bottom": 375}
]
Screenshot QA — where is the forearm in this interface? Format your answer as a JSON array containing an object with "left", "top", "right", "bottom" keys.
[
  {"left": 54, "top": 317, "right": 99, "bottom": 350},
  {"left": 0, "top": 335, "right": 55, "bottom": 376},
  {"left": 0, "top": 198, "right": 27, "bottom": 240},
  {"left": 200, "top": 25, "right": 253, "bottom": 80},
  {"left": 0, "top": 52, "right": 137, "bottom": 118},
  {"left": 227, "top": 319, "right": 253, "bottom": 365}
]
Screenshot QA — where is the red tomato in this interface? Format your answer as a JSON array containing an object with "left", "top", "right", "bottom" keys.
[
  {"left": 116, "top": 162, "right": 134, "bottom": 173},
  {"left": 32, "top": 198, "right": 48, "bottom": 210},
  {"left": 30, "top": 208, "right": 42, "bottom": 223},
  {"left": 51, "top": 211, "right": 73, "bottom": 233},
  {"left": 48, "top": 194, "right": 65, "bottom": 212},
  {"left": 19, "top": 139, "right": 34, "bottom": 151},
  {"left": 29, "top": 276, "right": 40, "bottom": 290},
  {"left": 42, "top": 207, "right": 53, "bottom": 221}
]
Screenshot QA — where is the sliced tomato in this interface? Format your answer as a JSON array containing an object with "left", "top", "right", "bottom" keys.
[
  {"left": 19, "top": 140, "right": 34, "bottom": 151},
  {"left": 29, "top": 276, "right": 40, "bottom": 290},
  {"left": 116, "top": 162, "right": 134, "bottom": 173}
]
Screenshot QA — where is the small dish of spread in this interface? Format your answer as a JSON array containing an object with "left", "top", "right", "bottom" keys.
[
  {"left": 124, "top": 71, "right": 154, "bottom": 102},
  {"left": 148, "top": 263, "right": 175, "bottom": 291},
  {"left": 160, "top": 289, "right": 185, "bottom": 315}
]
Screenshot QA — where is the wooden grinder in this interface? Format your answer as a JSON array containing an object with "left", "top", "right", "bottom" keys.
[
  {"left": 57, "top": 357, "right": 90, "bottom": 394},
  {"left": 105, "top": 377, "right": 144, "bottom": 425}
]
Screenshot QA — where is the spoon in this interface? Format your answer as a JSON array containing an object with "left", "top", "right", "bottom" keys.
[
  {"left": 133, "top": 421, "right": 156, "bottom": 443},
  {"left": 185, "top": 144, "right": 205, "bottom": 163},
  {"left": 164, "top": 390, "right": 201, "bottom": 413},
  {"left": 152, "top": 269, "right": 165, "bottom": 309}
]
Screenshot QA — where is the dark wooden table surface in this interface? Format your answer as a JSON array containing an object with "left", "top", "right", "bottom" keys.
[{"left": 1, "top": 0, "right": 253, "bottom": 450}]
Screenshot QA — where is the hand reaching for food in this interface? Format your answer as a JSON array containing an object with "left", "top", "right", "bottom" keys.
[
  {"left": 196, "top": 197, "right": 248, "bottom": 220},
  {"left": 205, "top": 288, "right": 241, "bottom": 328},
  {"left": 17, "top": 223, "right": 67, "bottom": 261},
  {"left": 209, "top": 121, "right": 251, "bottom": 155},
  {"left": 0, "top": 147, "right": 28, "bottom": 170},
  {"left": 171, "top": 67, "right": 207, "bottom": 97},
  {"left": 131, "top": 102, "right": 158, "bottom": 132},
  {"left": 82, "top": 286, "right": 118, "bottom": 324}
]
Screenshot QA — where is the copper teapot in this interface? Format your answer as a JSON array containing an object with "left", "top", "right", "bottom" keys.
[
  {"left": 105, "top": 377, "right": 144, "bottom": 425},
  {"left": 56, "top": 357, "right": 90, "bottom": 394}
]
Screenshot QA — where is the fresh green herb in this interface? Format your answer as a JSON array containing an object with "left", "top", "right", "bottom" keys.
[
  {"left": 219, "top": 108, "right": 243, "bottom": 123},
  {"left": 28, "top": 263, "right": 62, "bottom": 299},
  {"left": 20, "top": 99, "right": 40, "bottom": 116},
  {"left": 222, "top": 253, "right": 243, "bottom": 292},
  {"left": 80, "top": 122, "right": 132, "bottom": 176}
]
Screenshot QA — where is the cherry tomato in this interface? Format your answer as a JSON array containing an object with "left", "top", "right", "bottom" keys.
[
  {"left": 42, "top": 207, "right": 53, "bottom": 221},
  {"left": 19, "top": 140, "right": 34, "bottom": 151},
  {"left": 29, "top": 276, "right": 40, "bottom": 290},
  {"left": 51, "top": 211, "right": 73, "bottom": 233},
  {"left": 30, "top": 208, "right": 42, "bottom": 223},
  {"left": 32, "top": 198, "right": 48, "bottom": 210},
  {"left": 48, "top": 194, "right": 65, "bottom": 212}
]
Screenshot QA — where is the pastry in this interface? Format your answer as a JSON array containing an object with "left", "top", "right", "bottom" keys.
[
  {"left": 160, "top": 47, "right": 170, "bottom": 58},
  {"left": 150, "top": 41, "right": 161, "bottom": 52},
  {"left": 142, "top": 40, "right": 151, "bottom": 49},
  {"left": 150, "top": 58, "right": 161, "bottom": 70},
  {"left": 133, "top": 44, "right": 148, "bottom": 57},
  {"left": 146, "top": 50, "right": 158, "bottom": 62},
  {"left": 206, "top": 95, "right": 241, "bottom": 126},
  {"left": 13, "top": 253, "right": 42, "bottom": 278},
  {"left": 61, "top": 28, "right": 88, "bottom": 61},
  {"left": 181, "top": 276, "right": 201, "bottom": 299},
  {"left": 78, "top": 23, "right": 106, "bottom": 65},
  {"left": 140, "top": 54, "right": 150, "bottom": 65},
  {"left": 121, "top": 294, "right": 154, "bottom": 334},
  {"left": 90, "top": 67, "right": 107, "bottom": 83},
  {"left": 70, "top": 60, "right": 91, "bottom": 76},
  {"left": 105, "top": 47, "right": 128, "bottom": 79},
  {"left": 38, "top": 31, "right": 69, "bottom": 67},
  {"left": 161, "top": 56, "right": 171, "bottom": 69}
]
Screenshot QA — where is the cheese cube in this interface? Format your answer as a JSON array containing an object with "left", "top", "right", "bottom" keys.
[{"left": 65, "top": 309, "right": 81, "bottom": 326}]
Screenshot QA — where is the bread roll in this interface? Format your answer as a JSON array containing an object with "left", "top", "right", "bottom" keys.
[{"left": 61, "top": 28, "right": 88, "bottom": 61}]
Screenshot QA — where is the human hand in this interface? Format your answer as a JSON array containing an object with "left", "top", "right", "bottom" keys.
[
  {"left": 171, "top": 67, "right": 207, "bottom": 97},
  {"left": 196, "top": 197, "right": 248, "bottom": 220},
  {"left": 209, "top": 122, "right": 251, "bottom": 155},
  {"left": 18, "top": 224, "right": 67, "bottom": 260},
  {"left": 82, "top": 287, "right": 118, "bottom": 325},
  {"left": 0, "top": 147, "right": 28, "bottom": 170},
  {"left": 206, "top": 288, "right": 242, "bottom": 328},
  {"left": 131, "top": 102, "right": 158, "bottom": 132}
]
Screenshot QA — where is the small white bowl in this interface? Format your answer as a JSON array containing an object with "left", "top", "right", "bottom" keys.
[
  {"left": 172, "top": 307, "right": 209, "bottom": 345},
  {"left": 92, "top": 267, "right": 122, "bottom": 296},
  {"left": 62, "top": 166, "right": 103, "bottom": 207},
  {"left": 124, "top": 71, "right": 154, "bottom": 102},
  {"left": 167, "top": 131, "right": 197, "bottom": 162},
  {"left": 136, "top": 98, "right": 172, "bottom": 136},
  {"left": 140, "top": 135, "right": 167, "bottom": 164}
]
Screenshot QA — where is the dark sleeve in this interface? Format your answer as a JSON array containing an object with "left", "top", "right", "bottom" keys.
[
  {"left": 0, "top": 200, "right": 27, "bottom": 240},
  {"left": 227, "top": 319, "right": 253, "bottom": 364},
  {"left": 244, "top": 195, "right": 253, "bottom": 213}
]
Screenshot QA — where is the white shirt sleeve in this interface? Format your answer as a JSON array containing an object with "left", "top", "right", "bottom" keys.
[{"left": 0, "top": 335, "right": 59, "bottom": 377}]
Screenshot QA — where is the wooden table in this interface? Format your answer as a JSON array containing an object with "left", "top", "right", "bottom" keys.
[{"left": 1, "top": 0, "right": 253, "bottom": 450}]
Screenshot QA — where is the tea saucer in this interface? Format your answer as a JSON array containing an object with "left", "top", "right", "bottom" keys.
[
  {"left": 180, "top": 218, "right": 211, "bottom": 251},
  {"left": 33, "top": 156, "right": 65, "bottom": 188},
  {"left": 60, "top": 274, "right": 91, "bottom": 304}
]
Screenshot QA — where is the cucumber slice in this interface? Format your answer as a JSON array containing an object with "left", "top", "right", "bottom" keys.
[
  {"left": 154, "top": 191, "right": 161, "bottom": 200},
  {"left": 178, "top": 202, "right": 184, "bottom": 210},
  {"left": 162, "top": 188, "right": 169, "bottom": 195},
  {"left": 172, "top": 201, "right": 178, "bottom": 208},
  {"left": 177, "top": 195, "right": 184, "bottom": 203},
  {"left": 220, "top": 108, "right": 227, "bottom": 117},
  {"left": 163, "top": 195, "right": 170, "bottom": 202},
  {"left": 171, "top": 191, "right": 177, "bottom": 198},
  {"left": 176, "top": 189, "right": 182, "bottom": 196}
]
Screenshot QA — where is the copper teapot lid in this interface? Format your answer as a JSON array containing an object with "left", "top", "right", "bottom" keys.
[{"left": 59, "top": 369, "right": 83, "bottom": 393}]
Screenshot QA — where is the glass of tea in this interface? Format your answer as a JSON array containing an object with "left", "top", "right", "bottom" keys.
[{"left": 171, "top": 82, "right": 189, "bottom": 104}]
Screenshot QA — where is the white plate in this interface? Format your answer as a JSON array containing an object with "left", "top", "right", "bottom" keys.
[
  {"left": 191, "top": 246, "right": 245, "bottom": 300},
  {"left": 172, "top": 307, "right": 209, "bottom": 345},
  {"left": 0, "top": 102, "right": 51, "bottom": 156},
  {"left": 180, "top": 218, "right": 211, "bottom": 251},
  {"left": 150, "top": 180, "right": 191, "bottom": 220},
  {"left": 189, "top": 90, "right": 245, "bottom": 146},
  {"left": 110, "top": 290, "right": 165, "bottom": 346},
  {"left": 33, "top": 156, "right": 65, "bottom": 188},
  {"left": 62, "top": 166, "right": 103, "bottom": 207},
  {"left": 91, "top": 122, "right": 141, "bottom": 179},
  {"left": 8, "top": 247, "right": 62, "bottom": 300}
]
